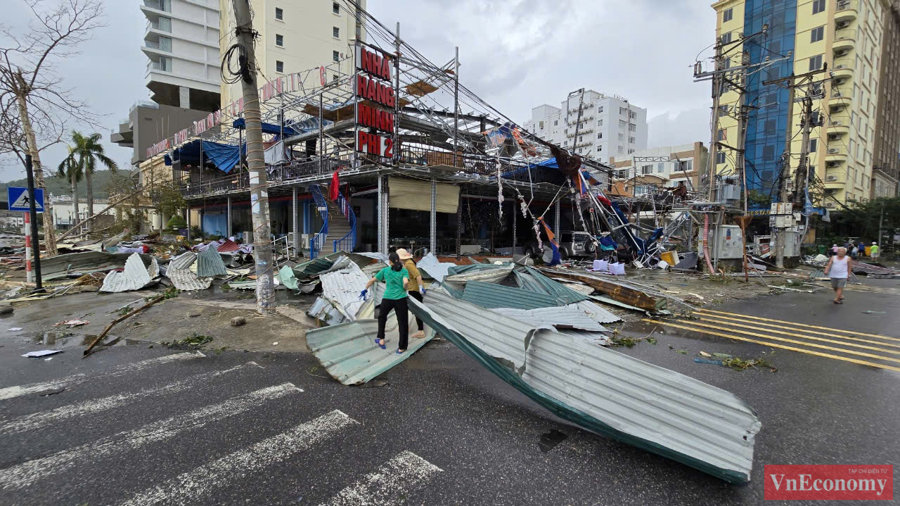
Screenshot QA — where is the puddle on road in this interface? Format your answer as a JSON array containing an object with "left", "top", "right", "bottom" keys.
[{"left": 538, "top": 429, "right": 568, "bottom": 453}]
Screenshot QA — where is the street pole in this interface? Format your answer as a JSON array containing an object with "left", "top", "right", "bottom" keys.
[
  {"left": 453, "top": 46, "right": 459, "bottom": 167},
  {"left": 707, "top": 41, "right": 724, "bottom": 202},
  {"left": 25, "top": 154, "right": 42, "bottom": 290},
  {"left": 774, "top": 77, "right": 796, "bottom": 269},
  {"left": 793, "top": 93, "right": 814, "bottom": 207},
  {"left": 232, "top": 0, "right": 275, "bottom": 314}
]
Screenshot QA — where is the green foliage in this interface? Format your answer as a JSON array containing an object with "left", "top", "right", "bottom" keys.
[
  {"left": 163, "top": 333, "right": 213, "bottom": 350},
  {"left": 722, "top": 356, "right": 777, "bottom": 372},
  {"left": 166, "top": 214, "right": 187, "bottom": 232},
  {"left": 155, "top": 180, "right": 185, "bottom": 218},
  {"left": 746, "top": 189, "right": 770, "bottom": 208},
  {"left": 190, "top": 226, "right": 202, "bottom": 239},
  {"left": 821, "top": 196, "right": 900, "bottom": 248}
]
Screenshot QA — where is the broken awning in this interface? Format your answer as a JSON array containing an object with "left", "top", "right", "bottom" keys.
[
  {"left": 164, "top": 140, "right": 247, "bottom": 173},
  {"left": 409, "top": 291, "right": 761, "bottom": 484},
  {"left": 231, "top": 118, "right": 299, "bottom": 137}
]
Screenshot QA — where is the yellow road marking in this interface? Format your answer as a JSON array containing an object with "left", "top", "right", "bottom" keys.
[
  {"left": 696, "top": 308, "right": 900, "bottom": 342},
  {"left": 697, "top": 317, "right": 900, "bottom": 355},
  {"left": 642, "top": 319, "right": 900, "bottom": 373},
  {"left": 695, "top": 314, "right": 900, "bottom": 349},
  {"left": 653, "top": 319, "right": 900, "bottom": 365}
]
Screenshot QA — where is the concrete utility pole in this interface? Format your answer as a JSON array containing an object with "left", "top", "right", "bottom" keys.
[
  {"left": 793, "top": 93, "right": 814, "bottom": 207},
  {"left": 706, "top": 41, "right": 725, "bottom": 202},
  {"left": 232, "top": 0, "right": 276, "bottom": 314}
]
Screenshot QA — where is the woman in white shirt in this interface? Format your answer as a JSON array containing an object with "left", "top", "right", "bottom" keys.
[{"left": 824, "top": 247, "right": 852, "bottom": 304}]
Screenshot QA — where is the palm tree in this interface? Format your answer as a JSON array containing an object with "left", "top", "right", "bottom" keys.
[
  {"left": 70, "top": 132, "right": 117, "bottom": 230},
  {"left": 57, "top": 147, "right": 83, "bottom": 228}
]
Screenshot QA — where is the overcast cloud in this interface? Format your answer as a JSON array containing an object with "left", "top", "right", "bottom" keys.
[{"left": 0, "top": 0, "right": 715, "bottom": 183}]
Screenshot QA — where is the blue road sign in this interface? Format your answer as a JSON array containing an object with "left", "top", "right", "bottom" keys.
[{"left": 7, "top": 187, "right": 44, "bottom": 213}]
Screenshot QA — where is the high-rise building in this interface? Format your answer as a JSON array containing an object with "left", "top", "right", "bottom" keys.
[
  {"left": 218, "top": 0, "right": 366, "bottom": 112},
  {"left": 139, "top": 0, "right": 221, "bottom": 111},
  {"left": 525, "top": 90, "right": 649, "bottom": 164},
  {"left": 872, "top": 0, "right": 900, "bottom": 198},
  {"left": 712, "top": 0, "right": 892, "bottom": 208}
]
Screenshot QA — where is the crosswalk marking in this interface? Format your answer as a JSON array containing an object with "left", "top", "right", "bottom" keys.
[
  {"left": 694, "top": 318, "right": 900, "bottom": 357},
  {"left": 696, "top": 309, "right": 900, "bottom": 342},
  {"left": 121, "top": 410, "right": 358, "bottom": 506},
  {"left": 320, "top": 451, "right": 443, "bottom": 506},
  {"left": 0, "top": 383, "right": 302, "bottom": 492},
  {"left": 0, "top": 352, "right": 205, "bottom": 401},
  {"left": 696, "top": 313, "right": 900, "bottom": 350},
  {"left": 644, "top": 319, "right": 900, "bottom": 373},
  {"left": 0, "top": 363, "right": 256, "bottom": 436}
]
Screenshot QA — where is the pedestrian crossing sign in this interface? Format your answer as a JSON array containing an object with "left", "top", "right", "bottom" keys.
[{"left": 7, "top": 187, "right": 44, "bottom": 212}]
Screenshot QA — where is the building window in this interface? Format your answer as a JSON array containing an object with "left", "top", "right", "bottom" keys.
[
  {"left": 628, "top": 148, "right": 635, "bottom": 154},
  {"left": 716, "top": 151, "right": 726, "bottom": 164},
  {"left": 598, "top": 106, "right": 604, "bottom": 113},
  {"left": 553, "top": 120, "right": 558, "bottom": 126},
  {"left": 539, "top": 121, "right": 544, "bottom": 129},
  {"left": 629, "top": 136, "right": 636, "bottom": 144},
  {"left": 657, "top": 163, "right": 665, "bottom": 173},
  {"left": 642, "top": 165, "right": 653, "bottom": 175},
  {"left": 809, "top": 54, "right": 823, "bottom": 71},
  {"left": 765, "top": 120, "right": 776, "bottom": 135},
  {"left": 812, "top": 0, "right": 826, "bottom": 14},
  {"left": 619, "top": 107, "right": 627, "bottom": 115},
  {"left": 723, "top": 8, "right": 733, "bottom": 22},
  {"left": 629, "top": 111, "right": 636, "bottom": 119},
  {"left": 276, "top": 60, "right": 284, "bottom": 73},
  {"left": 718, "top": 105, "right": 729, "bottom": 117},
  {"left": 158, "top": 36, "right": 172, "bottom": 52},
  {"left": 597, "top": 145, "right": 603, "bottom": 152},
  {"left": 628, "top": 124, "right": 637, "bottom": 132},
  {"left": 275, "top": 34, "right": 284, "bottom": 47},
  {"left": 333, "top": 27, "right": 340, "bottom": 38},
  {"left": 810, "top": 139, "right": 818, "bottom": 153},
  {"left": 275, "top": 7, "right": 283, "bottom": 20},
  {"left": 618, "top": 145, "right": 624, "bottom": 154},
  {"left": 763, "top": 145, "right": 775, "bottom": 160},
  {"left": 811, "top": 26, "right": 824, "bottom": 43},
  {"left": 679, "top": 160, "right": 693, "bottom": 172},
  {"left": 597, "top": 132, "right": 603, "bottom": 139},
  {"left": 718, "top": 129, "right": 726, "bottom": 141},
  {"left": 333, "top": 50, "right": 340, "bottom": 62},
  {"left": 333, "top": 2, "right": 340, "bottom": 14},
  {"left": 721, "top": 32, "right": 732, "bottom": 44},
  {"left": 156, "top": 16, "right": 172, "bottom": 32},
  {"left": 619, "top": 120, "right": 626, "bottom": 128},
  {"left": 333, "top": 75, "right": 339, "bottom": 83},
  {"left": 598, "top": 119, "right": 603, "bottom": 126}
]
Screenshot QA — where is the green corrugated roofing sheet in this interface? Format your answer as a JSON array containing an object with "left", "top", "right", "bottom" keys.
[
  {"left": 523, "top": 266, "right": 589, "bottom": 305},
  {"left": 462, "top": 281, "right": 559, "bottom": 310},
  {"left": 513, "top": 271, "right": 550, "bottom": 295},
  {"left": 196, "top": 245, "right": 227, "bottom": 277}
]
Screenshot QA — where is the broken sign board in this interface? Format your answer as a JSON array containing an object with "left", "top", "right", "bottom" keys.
[{"left": 409, "top": 291, "right": 760, "bottom": 484}]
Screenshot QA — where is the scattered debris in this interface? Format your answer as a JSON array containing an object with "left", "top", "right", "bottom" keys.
[
  {"left": 83, "top": 288, "right": 177, "bottom": 357},
  {"left": 55, "top": 319, "right": 89, "bottom": 328},
  {"left": 22, "top": 350, "right": 63, "bottom": 358},
  {"left": 0, "top": 306, "right": 14, "bottom": 315},
  {"left": 230, "top": 316, "right": 246, "bottom": 327},
  {"left": 163, "top": 333, "right": 214, "bottom": 350}
]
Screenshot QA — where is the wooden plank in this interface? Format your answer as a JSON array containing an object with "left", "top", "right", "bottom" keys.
[{"left": 539, "top": 269, "right": 664, "bottom": 311}]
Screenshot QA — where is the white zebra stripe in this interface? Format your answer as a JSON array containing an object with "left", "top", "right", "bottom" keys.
[
  {"left": 0, "top": 352, "right": 205, "bottom": 401},
  {"left": 319, "top": 451, "right": 443, "bottom": 506},
  {"left": 0, "top": 383, "right": 301, "bottom": 492},
  {"left": 121, "top": 410, "right": 358, "bottom": 506},
  {"left": 0, "top": 363, "right": 257, "bottom": 435}
]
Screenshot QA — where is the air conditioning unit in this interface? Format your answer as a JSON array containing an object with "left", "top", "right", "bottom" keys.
[
  {"left": 826, "top": 202, "right": 836, "bottom": 208},
  {"left": 837, "top": 21, "right": 850, "bottom": 29},
  {"left": 828, "top": 148, "right": 840, "bottom": 154},
  {"left": 832, "top": 121, "right": 843, "bottom": 126},
  {"left": 835, "top": 64, "right": 846, "bottom": 69},
  {"left": 827, "top": 175, "right": 838, "bottom": 181},
  {"left": 836, "top": 49, "right": 850, "bottom": 57}
]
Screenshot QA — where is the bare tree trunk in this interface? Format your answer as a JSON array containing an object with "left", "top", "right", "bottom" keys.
[
  {"left": 85, "top": 168, "right": 94, "bottom": 232},
  {"left": 70, "top": 169, "right": 79, "bottom": 231},
  {"left": 14, "top": 83, "right": 57, "bottom": 256}
]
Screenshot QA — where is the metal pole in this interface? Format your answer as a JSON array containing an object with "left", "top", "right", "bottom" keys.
[
  {"left": 512, "top": 199, "right": 517, "bottom": 255},
  {"left": 292, "top": 186, "right": 299, "bottom": 257},
  {"left": 233, "top": 0, "right": 276, "bottom": 314},
  {"left": 455, "top": 192, "right": 463, "bottom": 259},
  {"left": 377, "top": 175, "right": 383, "bottom": 253},
  {"left": 394, "top": 22, "right": 401, "bottom": 166},
  {"left": 25, "top": 154, "right": 42, "bottom": 289},
  {"left": 23, "top": 211, "right": 32, "bottom": 284},
  {"left": 707, "top": 41, "right": 724, "bottom": 201},
  {"left": 227, "top": 195, "right": 233, "bottom": 238},
  {"left": 554, "top": 199, "right": 561, "bottom": 235},
  {"left": 186, "top": 207, "right": 191, "bottom": 241},
  {"left": 430, "top": 177, "right": 437, "bottom": 254},
  {"left": 453, "top": 46, "right": 459, "bottom": 167},
  {"left": 382, "top": 176, "right": 389, "bottom": 254}
]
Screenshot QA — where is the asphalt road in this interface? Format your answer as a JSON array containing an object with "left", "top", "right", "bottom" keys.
[{"left": 1, "top": 278, "right": 898, "bottom": 505}]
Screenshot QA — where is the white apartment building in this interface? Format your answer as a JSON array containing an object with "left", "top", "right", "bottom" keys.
[
  {"left": 218, "top": 0, "right": 367, "bottom": 111},
  {"left": 525, "top": 90, "right": 649, "bottom": 163},
  {"left": 140, "top": 0, "right": 221, "bottom": 111},
  {"left": 609, "top": 142, "right": 708, "bottom": 189}
]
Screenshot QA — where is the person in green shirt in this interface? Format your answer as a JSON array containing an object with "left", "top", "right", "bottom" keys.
[
  {"left": 397, "top": 248, "right": 427, "bottom": 339},
  {"left": 360, "top": 252, "right": 410, "bottom": 354},
  {"left": 871, "top": 242, "right": 880, "bottom": 260}
]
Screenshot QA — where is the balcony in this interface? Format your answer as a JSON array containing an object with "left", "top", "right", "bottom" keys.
[
  {"left": 835, "top": 0, "right": 859, "bottom": 22},
  {"left": 832, "top": 57, "right": 854, "bottom": 80},
  {"left": 824, "top": 172, "right": 848, "bottom": 189},
  {"left": 833, "top": 30, "right": 857, "bottom": 52},
  {"left": 825, "top": 146, "right": 849, "bottom": 164}
]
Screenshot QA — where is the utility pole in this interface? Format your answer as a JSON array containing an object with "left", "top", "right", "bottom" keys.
[
  {"left": 232, "top": 0, "right": 276, "bottom": 314},
  {"left": 25, "top": 154, "right": 42, "bottom": 290},
  {"left": 706, "top": 41, "right": 724, "bottom": 202},
  {"left": 793, "top": 92, "right": 815, "bottom": 207}
]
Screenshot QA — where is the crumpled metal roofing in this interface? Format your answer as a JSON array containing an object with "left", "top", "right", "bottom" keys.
[
  {"left": 523, "top": 266, "right": 589, "bottom": 305},
  {"left": 490, "top": 306, "right": 609, "bottom": 332},
  {"left": 462, "top": 281, "right": 559, "bottom": 310},
  {"left": 197, "top": 245, "right": 227, "bottom": 277},
  {"left": 306, "top": 318, "right": 434, "bottom": 385},
  {"left": 319, "top": 262, "right": 369, "bottom": 320},
  {"left": 571, "top": 299, "right": 621, "bottom": 324},
  {"left": 169, "top": 251, "right": 197, "bottom": 271},
  {"left": 40, "top": 251, "right": 148, "bottom": 281},
  {"left": 308, "top": 296, "right": 347, "bottom": 325},
  {"left": 409, "top": 290, "right": 760, "bottom": 484},
  {"left": 279, "top": 265, "right": 299, "bottom": 291},
  {"left": 167, "top": 267, "right": 213, "bottom": 291},
  {"left": 216, "top": 239, "right": 240, "bottom": 253},
  {"left": 417, "top": 253, "right": 454, "bottom": 282},
  {"left": 100, "top": 253, "right": 153, "bottom": 293}
]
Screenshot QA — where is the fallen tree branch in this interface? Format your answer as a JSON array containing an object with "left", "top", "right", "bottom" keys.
[{"left": 83, "top": 293, "right": 166, "bottom": 357}]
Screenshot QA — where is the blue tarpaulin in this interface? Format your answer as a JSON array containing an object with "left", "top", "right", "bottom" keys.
[
  {"left": 232, "top": 118, "right": 299, "bottom": 137},
  {"left": 165, "top": 140, "right": 246, "bottom": 173}
]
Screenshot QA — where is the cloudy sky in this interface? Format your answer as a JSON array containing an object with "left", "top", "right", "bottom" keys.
[{"left": 0, "top": 0, "right": 716, "bottom": 183}]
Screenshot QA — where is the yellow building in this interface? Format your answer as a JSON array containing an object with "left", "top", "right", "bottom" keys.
[{"left": 711, "top": 0, "right": 891, "bottom": 208}]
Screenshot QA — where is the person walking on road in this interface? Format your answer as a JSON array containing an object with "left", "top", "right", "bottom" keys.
[
  {"left": 871, "top": 242, "right": 880, "bottom": 260},
  {"left": 824, "top": 247, "right": 852, "bottom": 304},
  {"left": 361, "top": 252, "right": 410, "bottom": 354},
  {"left": 397, "top": 248, "right": 427, "bottom": 339}
]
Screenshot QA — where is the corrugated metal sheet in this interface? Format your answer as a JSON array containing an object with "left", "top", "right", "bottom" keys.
[
  {"left": 40, "top": 252, "right": 146, "bottom": 281},
  {"left": 319, "top": 262, "right": 369, "bottom": 320},
  {"left": 513, "top": 271, "right": 550, "bottom": 295},
  {"left": 523, "top": 266, "right": 589, "bottom": 304},
  {"left": 197, "top": 245, "right": 227, "bottom": 277},
  {"left": 308, "top": 297, "right": 347, "bottom": 325},
  {"left": 409, "top": 291, "right": 760, "bottom": 484},
  {"left": 147, "top": 257, "right": 160, "bottom": 279},
  {"left": 490, "top": 306, "right": 609, "bottom": 332},
  {"left": 100, "top": 253, "right": 152, "bottom": 293},
  {"left": 417, "top": 253, "right": 453, "bottom": 282},
  {"left": 216, "top": 239, "right": 240, "bottom": 253},
  {"left": 444, "top": 265, "right": 514, "bottom": 286},
  {"left": 279, "top": 266, "right": 299, "bottom": 291},
  {"left": 167, "top": 268, "right": 213, "bottom": 291},
  {"left": 561, "top": 283, "right": 595, "bottom": 296},
  {"left": 571, "top": 300, "right": 622, "bottom": 324},
  {"left": 362, "top": 261, "right": 387, "bottom": 277},
  {"left": 462, "top": 281, "right": 558, "bottom": 310},
  {"left": 557, "top": 329, "right": 610, "bottom": 347},
  {"left": 306, "top": 318, "right": 435, "bottom": 385},
  {"left": 169, "top": 252, "right": 197, "bottom": 271}
]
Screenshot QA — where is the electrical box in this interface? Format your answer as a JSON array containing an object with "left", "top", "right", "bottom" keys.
[
  {"left": 782, "top": 231, "right": 802, "bottom": 257},
  {"left": 720, "top": 184, "right": 740, "bottom": 204},
  {"left": 698, "top": 224, "right": 744, "bottom": 260}
]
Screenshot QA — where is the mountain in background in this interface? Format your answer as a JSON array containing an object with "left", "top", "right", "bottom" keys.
[{"left": 0, "top": 170, "right": 116, "bottom": 200}]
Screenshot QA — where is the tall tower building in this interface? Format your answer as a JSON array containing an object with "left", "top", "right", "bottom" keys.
[
  {"left": 872, "top": 0, "right": 900, "bottom": 198},
  {"left": 712, "top": 0, "right": 892, "bottom": 208}
]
